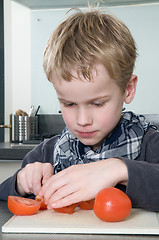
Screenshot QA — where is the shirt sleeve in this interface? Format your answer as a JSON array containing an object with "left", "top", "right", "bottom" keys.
[
  {"left": 122, "top": 128, "right": 159, "bottom": 211},
  {"left": 0, "top": 136, "right": 59, "bottom": 201}
]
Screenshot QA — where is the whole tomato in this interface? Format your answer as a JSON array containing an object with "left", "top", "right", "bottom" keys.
[{"left": 93, "top": 187, "right": 132, "bottom": 222}]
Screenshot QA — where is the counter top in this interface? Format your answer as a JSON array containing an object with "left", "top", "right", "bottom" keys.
[
  {"left": 0, "top": 200, "right": 159, "bottom": 240},
  {"left": 0, "top": 142, "right": 36, "bottom": 160},
  {"left": 0, "top": 114, "right": 65, "bottom": 161}
]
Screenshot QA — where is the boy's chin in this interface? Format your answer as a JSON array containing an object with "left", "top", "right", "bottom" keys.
[{"left": 79, "top": 138, "right": 102, "bottom": 150}]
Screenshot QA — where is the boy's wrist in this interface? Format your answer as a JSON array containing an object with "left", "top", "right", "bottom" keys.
[
  {"left": 105, "top": 158, "right": 128, "bottom": 187},
  {"left": 113, "top": 158, "right": 128, "bottom": 186}
]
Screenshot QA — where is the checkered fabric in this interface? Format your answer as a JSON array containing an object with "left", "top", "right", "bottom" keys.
[{"left": 53, "top": 111, "right": 154, "bottom": 173}]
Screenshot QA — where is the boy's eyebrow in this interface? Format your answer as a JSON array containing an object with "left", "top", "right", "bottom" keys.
[
  {"left": 88, "top": 96, "right": 110, "bottom": 102},
  {"left": 58, "top": 96, "right": 110, "bottom": 103}
]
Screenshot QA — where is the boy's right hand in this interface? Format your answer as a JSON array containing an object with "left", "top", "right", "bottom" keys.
[{"left": 16, "top": 162, "right": 53, "bottom": 197}]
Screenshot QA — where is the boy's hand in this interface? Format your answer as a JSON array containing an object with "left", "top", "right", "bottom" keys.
[
  {"left": 16, "top": 162, "right": 54, "bottom": 196},
  {"left": 39, "top": 158, "right": 128, "bottom": 209}
]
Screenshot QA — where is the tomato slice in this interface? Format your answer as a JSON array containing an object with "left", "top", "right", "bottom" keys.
[
  {"left": 93, "top": 187, "right": 132, "bottom": 222},
  {"left": 35, "top": 195, "right": 47, "bottom": 210},
  {"left": 8, "top": 196, "right": 41, "bottom": 216},
  {"left": 78, "top": 199, "right": 94, "bottom": 210},
  {"left": 53, "top": 203, "right": 78, "bottom": 214}
]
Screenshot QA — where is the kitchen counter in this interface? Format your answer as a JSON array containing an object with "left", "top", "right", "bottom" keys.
[
  {"left": 0, "top": 142, "right": 36, "bottom": 160},
  {"left": 0, "top": 114, "right": 66, "bottom": 161},
  {"left": 0, "top": 200, "right": 159, "bottom": 240},
  {"left": 0, "top": 142, "right": 36, "bottom": 183}
]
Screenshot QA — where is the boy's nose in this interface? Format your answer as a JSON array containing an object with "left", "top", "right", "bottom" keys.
[{"left": 76, "top": 107, "right": 93, "bottom": 126}]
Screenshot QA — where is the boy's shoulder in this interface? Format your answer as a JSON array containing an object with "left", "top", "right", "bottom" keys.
[
  {"left": 141, "top": 127, "right": 159, "bottom": 162},
  {"left": 40, "top": 135, "right": 60, "bottom": 150},
  {"left": 29, "top": 135, "right": 60, "bottom": 157},
  {"left": 143, "top": 127, "right": 159, "bottom": 142},
  {"left": 23, "top": 135, "right": 60, "bottom": 167}
]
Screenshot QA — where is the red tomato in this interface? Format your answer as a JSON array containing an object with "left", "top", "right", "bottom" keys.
[
  {"left": 93, "top": 187, "right": 132, "bottom": 222},
  {"left": 78, "top": 199, "right": 95, "bottom": 210},
  {"left": 8, "top": 196, "right": 41, "bottom": 216},
  {"left": 35, "top": 195, "right": 47, "bottom": 210},
  {"left": 53, "top": 203, "right": 78, "bottom": 214}
]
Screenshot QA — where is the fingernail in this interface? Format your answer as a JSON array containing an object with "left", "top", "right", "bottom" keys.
[
  {"left": 52, "top": 203, "right": 56, "bottom": 208},
  {"left": 47, "top": 205, "right": 51, "bottom": 210}
]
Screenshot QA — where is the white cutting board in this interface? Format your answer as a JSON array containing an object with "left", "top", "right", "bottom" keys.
[{"left": 2, "top": 208, "right": 159, "bottom": 235}]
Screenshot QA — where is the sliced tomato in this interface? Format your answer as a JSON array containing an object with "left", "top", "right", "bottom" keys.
[
  {"left": 93, "top": 187, "right": 132, "bottom": 222},
  {"left": 78, "top": 199, "right": 95, "bottom": 210},
  {"left": 53, "top": 203, "right": 78, "bottom": 214},
  {"left": 35, "top": 195, "right": 47, "bottom": 210},
  {"left": 8, "top": 196, "right": 41, "bottom": 216}
]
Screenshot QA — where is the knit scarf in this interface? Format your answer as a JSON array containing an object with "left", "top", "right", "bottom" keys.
[{"left": 53, "top": 111, "right": 153, "bottom": 173}]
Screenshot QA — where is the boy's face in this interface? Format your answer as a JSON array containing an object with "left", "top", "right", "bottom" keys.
[{"left": 52, "top": 63, "right": 127, "bottom": 150}]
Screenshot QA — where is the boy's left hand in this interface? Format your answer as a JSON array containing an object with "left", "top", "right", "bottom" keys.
[{"left": 39, "top": 158, "right": 128, "bottom": 210}]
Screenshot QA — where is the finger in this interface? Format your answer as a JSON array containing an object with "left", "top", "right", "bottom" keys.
[
  {"left": 42, "top": 176, "right": 49, "bottom": 186},
  {"left": 42, "top": 163, "right": 54, "bottom": 185},
  {"left": 26, "top": 164, "right": 42, "bottom": 195},
  {"left": 48, "top": 191, "right": 81, "bottom": 209},
  {"left": 20, "top": 180, "right": 32, "bottom": 195},
  {"left": 17, "top": 170, "right": 32, "bottom": 195},
  {"left": 43, "top": 165, "right": 75, "bottom": 193},
  {"left": 42, "top": 168, "right": 66, "bottom": 190},
  {"left": 47, "top": 181, "right": 78, "bottom": 204},
  {"left": 38, "top": 163, "right": 54, "bottom": 195},
  {"left": 42, "top": 177, "right": 66, "bottom": 203},
  {"left": 42, "top": 166, "right": 81, "bottom": 203},
  {"left": 31, "top": 176, "right": 42, "bottom": 195},
  {"left": 31, "top": 162, "right": 53, "bottom": 195},
  {"left": 21, "top": 163, "right": 37, "bottom": 194},
  {"left": 22, "top": 162, "right": 43, "bottom": 195}
]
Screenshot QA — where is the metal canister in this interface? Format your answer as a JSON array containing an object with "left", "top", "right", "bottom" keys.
[{"left": 13, "top": 115, "right": 38, "bottom": 142}]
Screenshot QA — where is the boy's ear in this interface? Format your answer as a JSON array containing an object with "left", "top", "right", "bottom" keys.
[{"left": 124, "top": 75, "right": 138, "bottom": 104}]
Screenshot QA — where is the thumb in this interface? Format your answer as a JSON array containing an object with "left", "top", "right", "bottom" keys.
[
  {"left": 42, "top": 176, "right": 49, "bottom": 185},
  {"left": 38, "top": 163, "right": 54, "bottom": 196}
]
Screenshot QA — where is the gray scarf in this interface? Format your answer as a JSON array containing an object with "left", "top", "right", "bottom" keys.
[{"left": 53, "top": 111, "right": 154, "bottom": 173}]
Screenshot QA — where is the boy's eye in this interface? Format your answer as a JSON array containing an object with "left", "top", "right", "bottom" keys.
[
  {"left": 63, "top": 103, "right": 75, "bottom": 108},
  {"left": 92, "top": 102, "right": 105, "bottom": 107}
]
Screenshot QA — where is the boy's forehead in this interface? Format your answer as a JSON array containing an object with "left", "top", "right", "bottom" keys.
[
  {"left": 51, "top": 62, "right": 109, "bottom": 84},
  {"left": 51, "top": 62, "right": 122, "bottom": 103}
]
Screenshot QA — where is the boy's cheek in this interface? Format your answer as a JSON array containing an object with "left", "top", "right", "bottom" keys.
[{"left": 62, "top": 112, "right": 74, "bottom": 127}]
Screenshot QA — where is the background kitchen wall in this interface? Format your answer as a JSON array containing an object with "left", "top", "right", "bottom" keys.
[
  {"left": 4, "top": 0, "right": 31, "bottom": 129},
  {"left": 4, "top": 1, "right": 159, "bottom": 134},
  {"left": 31, "top": 3, "right": 159, "bottom": 114}
]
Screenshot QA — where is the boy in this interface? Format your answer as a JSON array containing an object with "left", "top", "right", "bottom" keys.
[{"left": 1, "top": 9, "right": 159, "bottom": 212}]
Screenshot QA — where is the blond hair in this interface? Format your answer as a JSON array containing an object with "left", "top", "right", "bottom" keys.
[{"left": 43, "top": 9, "right": 137, "bottom": 92}]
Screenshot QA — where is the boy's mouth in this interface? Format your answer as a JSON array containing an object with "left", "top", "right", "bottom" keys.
[{"left": 75, "top": 130, "right": 97, "bottom": 138}]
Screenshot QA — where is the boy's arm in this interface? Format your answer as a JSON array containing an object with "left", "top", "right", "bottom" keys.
[
  {"left": 0, "top": 136, "right": 58, "bottom": 201},
  {"left": 40, "top": 128, "right": 159, "bottom": 211},
  {"left": 122, "top": 128, "right": 159, "bottom": 211}
]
